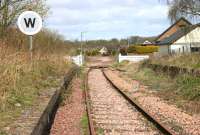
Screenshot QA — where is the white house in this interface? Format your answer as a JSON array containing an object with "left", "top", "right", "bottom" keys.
[
  {"left": 171, "top": 26, "right": 200, "bottom": 53},
  {"left": 143, "top": 40, "right": 152, "bottom": 45},
  {"left": 99, "top": 47, "right": 108, "bottom": 55},
  {"left": 157, "top": 24, "right": 200, "bottom": 55},
  {"left": 154, "top": 18, "right": 200, "bottom": 55}
]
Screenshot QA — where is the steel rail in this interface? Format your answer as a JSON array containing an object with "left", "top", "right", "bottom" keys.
[
  {"left": 102, "top": 68, "right": 176, "bottom": 135},
  {"left": 84, "top": 66, "right": 109, "bottom": 135},
  {"left": 84, "top": 68, "right": 96, "bottom": 135}
]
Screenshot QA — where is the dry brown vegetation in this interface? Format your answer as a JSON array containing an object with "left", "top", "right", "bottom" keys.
[
  {"left": 150, "top": 53, "right": 200, "bottom": 69},
  {"left": 0, "top": 29, "right": 76, "bottom": 131}
]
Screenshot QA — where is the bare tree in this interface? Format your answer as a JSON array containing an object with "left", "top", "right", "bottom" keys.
[
  {"left": 0, "top": 0, "right": 49, "bottom": 37},
  {"left": 162, "top": 0, "right": 200, "bottom": 22}
]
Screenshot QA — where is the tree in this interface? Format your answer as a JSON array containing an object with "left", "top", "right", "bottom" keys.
[
  {"left": 163, "top": 0, "right": 200, "bottom": 22},
  {"left": 0, "top": 0, "right": 49, "bottom": 37}
]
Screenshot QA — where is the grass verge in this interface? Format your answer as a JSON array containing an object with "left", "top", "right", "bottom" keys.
[
  {"left": 0, "top": 51, "right": 72, "bottom": 130},
  {"left": 114, "top": 61, "right": 200, "bottom": 114},
  {"left": 81, "top": 113, "right": 89, "bottom": 135},
  {"left": 150, "top": 53, "right": 200, "bottom": 69}
]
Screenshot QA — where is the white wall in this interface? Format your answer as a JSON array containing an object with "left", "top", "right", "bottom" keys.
[
  {"left": 71, "top": 55, "right": 84, "bottom": 66},
  {"left": 176, "top": 27, "right": 200, "bottom": 44},
  {"left": 119, "top": 54, "right": 149, "bottom": 63},
  {"left": 170, "top": 44, "right": 191, "bottom": 53},
  {"left": 170, "top": 27, "right": 200, "bottom": 53}
]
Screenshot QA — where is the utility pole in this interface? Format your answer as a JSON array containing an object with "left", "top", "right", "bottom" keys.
[
  {"left": 80, "top": 31, "right": 87, "bottom": 66},
  {"left": 81, "top": 32, "right": 83, "bottom": 56},
  {"left": 127, "top": 37, "right": 130, "bottom": 48},
  {"left": 80, "top": 31, "right": 87, "bottom": 55}
]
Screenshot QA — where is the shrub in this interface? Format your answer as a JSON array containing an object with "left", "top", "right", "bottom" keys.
[
  {"left": 120, "top": 47, "right": 127, "bottom": 55},
  {"left": 110, "top": 50, "right": 117, "bottom": 56},
  {"left": 0, "top": 28, "right": 74, "bottom": 128},
  {"left": 150, "top": 53, "right": 200, "bottom": 69},
  {"left": 176, "top": 75, "right": 200, "bottom": 100},
  {"left": 85, "top": 49, "right": 99, "bottom": 56},
  {"left": 75, "top": 49, "right": 81, "bottom": 55},
  {"left": 127, "top": 45, "right": 136, "bottom": 53},
  {"left": 135, "top": 46, "right": 158, "bottom": 54},
  {"left": 1, "top": 28, "right": 76, "bottom": 56}
]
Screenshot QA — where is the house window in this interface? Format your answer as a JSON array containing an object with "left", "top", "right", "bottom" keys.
[{"left": 191, "top": 47, "right": 200, "bottom": 52}]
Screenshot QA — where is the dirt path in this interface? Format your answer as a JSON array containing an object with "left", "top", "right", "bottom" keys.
[
  {"left": 86, "top": 56, "right": 114, "bottom": 67},
  {"left": 104, "top": 68, "right": 200, "bottom": 135},
  {"left": 50, "top": 78, "right": 85, "bottom": 135},
  {"left": 88, "top": 69, "right": 160, "bottom": 135}
]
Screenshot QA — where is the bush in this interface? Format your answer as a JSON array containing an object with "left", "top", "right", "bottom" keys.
[
  {"left": 0, "top": 28, "right": 74, "bottom": 128},
  {"left": 150, "top": 53, "right": 200, "bottom": 69},
  {"left": 120, "top": 47, "right": 127, "bottom": 55},
  {"left": 1, "top": 28, "right": 76, "bottom": 55},
  {"left": 75, "top": 49, "right": 81, "bottom": 55},
  {"left": 85, "top": 49, "right": 99, "bottom": 56},
  {"left": 127, "top": 45, "right": 136, "bottom": 53},
  {"left": 135, "top": 46, "right": 158, "bottom": 54},
  {"left": 176, "top": 75, "right": 200, "bottom": 100},
  {"left": 110, "top": 50, "right": 117, "bottom": 56}
]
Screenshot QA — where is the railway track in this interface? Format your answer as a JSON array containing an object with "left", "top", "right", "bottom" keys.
[{"left": 85, "top": 67, "right": 176, "bottom": 135}]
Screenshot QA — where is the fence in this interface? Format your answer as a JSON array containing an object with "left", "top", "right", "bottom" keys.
[
  {"left": 118, "top": 54, "right": 149, "bottom": 63},
  {"left": 71, "top": 55, "right": 84, "bottom": 66},
  {"left": 64, "top": 55, "right": 84, "bottom": 66}
]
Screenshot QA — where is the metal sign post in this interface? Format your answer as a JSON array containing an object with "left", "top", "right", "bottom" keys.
[
  {"left": 29, "top": 36, "right": 33, "bottom": 61},
  {"left": 17, "top": 11, "right": 43, "bottom": 61}
]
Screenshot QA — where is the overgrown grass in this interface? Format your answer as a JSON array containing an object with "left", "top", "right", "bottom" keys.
[
  {"left": 0, "top": 50, "right": 71, "bottom": 128},
  {"left": 80, "top": 113, "right": 89, "bottom": 135},
  {"left": 150, "top": 53, "right": 200, "bottom": 69},
  {"left": 132, "top": 67, "right": 200, "bottom": 100},
  {"left": 114, "top": 62, "right": 200, "bottom": 114},
  {"left": 0, "top": 29, "right": 75, "bottom": 129},
  {"left": 0, "top": 131, "right": 7, "bottom": 135},
  {"left": 176, "top": 75, "right": 200, "bottom": 100},
  {"left": 96, "top": 127, "right": 104, "bottom": 135},
  {"left": 112, "top": 60, "right": 130, "bottom": 69}
]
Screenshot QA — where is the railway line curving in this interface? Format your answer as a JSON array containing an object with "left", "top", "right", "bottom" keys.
[{"left": 84, "top": 67, "right": 176, "bottom": 135}]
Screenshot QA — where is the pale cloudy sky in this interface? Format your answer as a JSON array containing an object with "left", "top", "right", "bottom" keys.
[{"left": 45, "top": 0, "right": 170, "bottom": 40}]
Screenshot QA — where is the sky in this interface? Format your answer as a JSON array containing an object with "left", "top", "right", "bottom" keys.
[{"left": 46, "top": 0, "right": 170, "bottom": 40}]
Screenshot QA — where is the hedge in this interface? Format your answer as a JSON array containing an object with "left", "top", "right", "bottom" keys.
[
  {"left": 120, "top": 47, "right": 127, "bottom": 55},
  {"left": 135, "top": 46, "right": 158, "bottom": 54},
  {"left": 127, "top": 45, "right": 136, "bottom": 53}
]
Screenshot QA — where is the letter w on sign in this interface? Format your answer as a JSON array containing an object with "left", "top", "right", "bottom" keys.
[{"left": 24, "top": 18, "right": 36, "bottom": 28}]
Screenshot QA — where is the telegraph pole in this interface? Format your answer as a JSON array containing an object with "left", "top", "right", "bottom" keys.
[
  {"left": 80, "top": 31, "right": 87, "bottom": 55},
  {"left": 81, "top": 32, "right": 83, "bottom": 56},
  {"left": 80, "top": 31, "right": 87, "bottom": 66},
  {"left": 127, "top": 37, "right": 130, "bottom": 48}
]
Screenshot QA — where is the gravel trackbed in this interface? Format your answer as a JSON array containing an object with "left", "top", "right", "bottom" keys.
[
  {"left": 104, "top": 69, "right": 200, "bottom": 135},
  {"left": 88, "top": 69, "right": 161, "bottom": 135},
  {"left": 50, "top": 78, "right": 85, "bottom": 135}
]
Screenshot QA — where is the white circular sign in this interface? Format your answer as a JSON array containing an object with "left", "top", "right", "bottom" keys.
[{"left": 17, "top": 11, "right": 43, "bottom": 35}]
